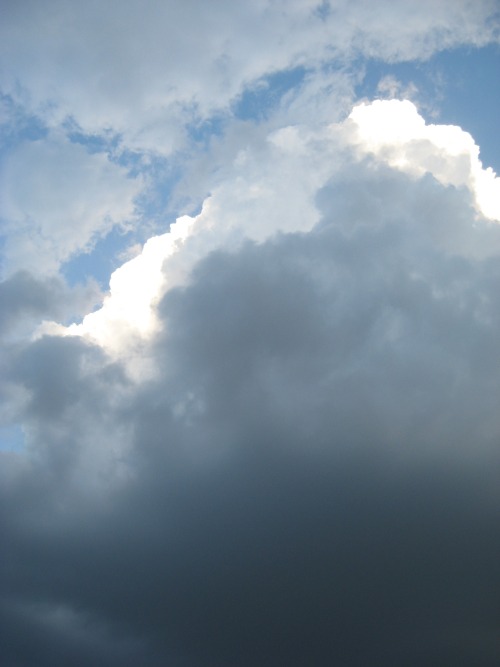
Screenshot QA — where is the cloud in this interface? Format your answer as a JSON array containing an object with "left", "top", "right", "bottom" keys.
[
  {"left": 52, "top": 100, "right": 500, "bottom": 358},
  {"left": 0, "top": 271, "right": 100, "bottom": 336},
  {"left": 1, "top": 1, "right": 497, "bottom": 151},
  {"left": 347, "top": 99, "right": 500, "bottom": 221},
  {"left": 0, "top": 134, "right": 142, "bottom": 275},
  {"left": 0, "top": 272, "right": 101, "bottom": 444},
  {"left": 2, "top": 4, "right": 500, "bottom": 666},
  {"left": 59, "top": 121, "right": 339, "bottom": 353},
  {"left": 2, "top": 109, "right": 500, "bottom": 664},
  {"left": 59, "top": 213, "right": 196, "bottom": 355}
]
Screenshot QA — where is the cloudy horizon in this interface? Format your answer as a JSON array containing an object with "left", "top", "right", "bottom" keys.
[{"left": 1, "top": 2, "right": 500, "bottom": 665}]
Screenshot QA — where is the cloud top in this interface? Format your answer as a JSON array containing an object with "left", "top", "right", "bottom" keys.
[{"left": 50, "top": 100, "right": 500, "bottom": 357}]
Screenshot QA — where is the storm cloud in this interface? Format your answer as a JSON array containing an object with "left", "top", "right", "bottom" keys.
[
  {"left": 2, "top": 163, "right": 500, "bottom": 665},
  {"left": 1, "top": 2, "right": 500, "bottom": 666}
]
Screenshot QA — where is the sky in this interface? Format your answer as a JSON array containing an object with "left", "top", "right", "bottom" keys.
[{"left": 1, "top": 2, "right": 500, "bottom": 665}]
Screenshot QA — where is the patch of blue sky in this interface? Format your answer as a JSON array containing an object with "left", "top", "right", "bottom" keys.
[
  {"left": 232, "top": 66, "right": 307, "bottom": 121},
  {"left": 134, "top": 157, "right": 190, "bottom": 234},
  {"left": 63, "top": 121, "right": 149, "bottom": 181},
  {"left": 313, "top": 0, "right": 332, "bottom": 22},
  {"left": 0, "top": 423, "right": 25, "bottom": 453},
  {"left": 186, "top": 111, "right": 228, "bottom": 147},
  {"left": 62, "top": 224, "right": 136, "bottom": 289},
  {"left": 60, "top": 125, "right": 199, "bottom": 289},
  {"left": 357, "top": 58, "right": 433, "bottom": 101},
  {"left": 62, "top": 160, "right": 183, "bottom": 290},
  {"left": 358, "top": 44, "right": 500, "bottom": 172},
  {"left": 0, "top": 232, "right": 8, "bottom": 277},
  {"left": 429, "top": 44, "right": 500, "bottom": 173},
  {"left": 0, "top": 93, "right": 48, "bottom": 149},
  {"left": 63, "top": 119, "right": 121, "bottom": 157}
]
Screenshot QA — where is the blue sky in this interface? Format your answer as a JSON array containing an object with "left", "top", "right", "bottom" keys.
[
  {"left": 1, "top": 3, "right": 500, "bottom": 666},
  {"left": 359, "top": 43, "right": 500, "bottom": 171}
]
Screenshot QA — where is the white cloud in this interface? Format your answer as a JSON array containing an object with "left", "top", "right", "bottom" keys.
[
  {"left": 1, "top": 0, "right": 497, "bottom": 152},
  {"left": 0, "top": 134, "right": 142, "bottom": 275},
  {"left": 347, "top": 99, "right": 500, "bottom": 221},
  {"left": 61, "top": 214, "right": 195, "bottom": 353},
  {"left": 49, "top": 99, "right": 500, "bottom": 358}
]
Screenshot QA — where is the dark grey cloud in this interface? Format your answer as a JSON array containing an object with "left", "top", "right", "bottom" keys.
[
  {"left": 0, "top": 271, "right": 100, "bottom": 336},
  {"left": 1, "top": 168, "right": 500, "bottom": 666}
]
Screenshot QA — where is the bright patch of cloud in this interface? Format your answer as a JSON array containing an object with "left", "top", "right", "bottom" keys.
[
  {"left": 47, "top": 101, "right": 500, "bottom": 358},
  {"left": 62, "top": 214, "right": 195, "bottom": 352},
  {"left": 348, "top": 99, "right": 500, "bottom": 220}
]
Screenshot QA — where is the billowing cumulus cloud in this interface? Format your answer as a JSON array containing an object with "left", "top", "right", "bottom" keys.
[
  {"left": 347, "top": 100, "right": 500, "bottom": 220},
  {"left": 3, "top": 118, "right": 500, "bottom": 666},
  {"left": 52, "top": 101, "right": 500, "bottom": 357},
  {"left": 1, "top": 2, "right": 500, "bottom": 666}
]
